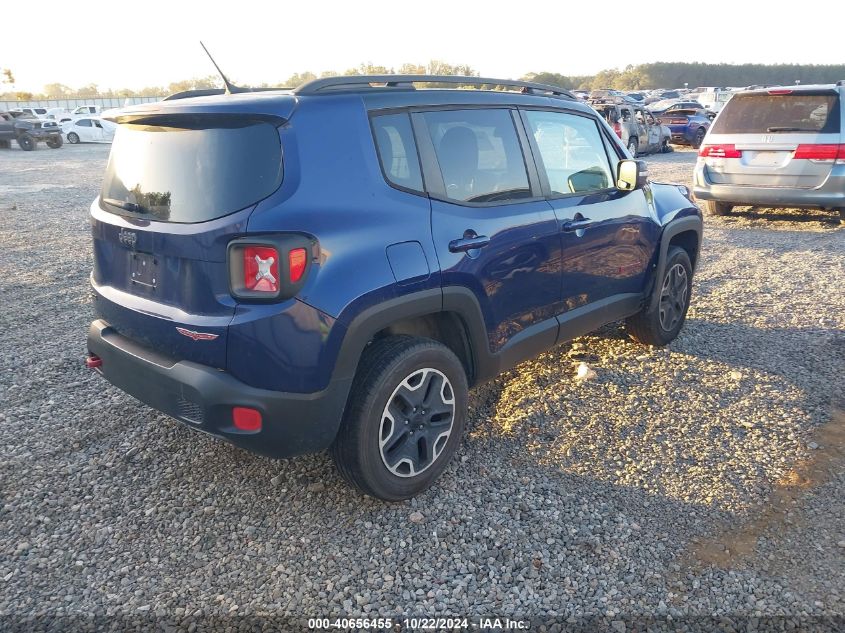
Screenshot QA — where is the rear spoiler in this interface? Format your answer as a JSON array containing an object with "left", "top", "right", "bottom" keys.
[{"left": 163, "top": 87, "right": 292, "bottom": 101}]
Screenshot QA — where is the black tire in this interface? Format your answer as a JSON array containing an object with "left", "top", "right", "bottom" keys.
[
  {"left": 700, "top": 199, "right": 732, "bottom": 216},
  {"left": 627, "top": 137, "right": 639, "bottom": 158},
  {"left": 626, "top": 246, "right": 693, "bottom": 347},
  {"left": 46, "top": 136, "right": 63, "bottom": 149},
  {"left": 17, "top": 134, "right": 36, "bottom": 151},
  {"left": 331, "top": 335, "right": 468, "bottom": 501},
  {"left": 691, "top": 127, "right": 706, "bottom": 149},
  {"left": 838, "top": 208, "right": 845, "bottom": 221},
  {"left": 67, "top": 132, "right": 80, "bottom": 144}
]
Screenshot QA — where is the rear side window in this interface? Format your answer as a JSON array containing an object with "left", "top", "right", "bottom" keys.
[
  {"left": 77, "top": 119, "right": 92, "bottom": 127},
  {"left": 371, "top": 113, "right": 424, "bottom": 193},
  {"left": 101, "top": 116, "right": 283, "bottom": 223},
  {"left": 712, "top": 92, "right": 840, "bottom": 134},
  {"left": 422, "top": 109, "right": 530, "bottom": 204}
]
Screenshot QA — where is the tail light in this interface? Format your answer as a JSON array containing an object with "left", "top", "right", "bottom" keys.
[
  {"left": 793, "top": 144, "right": 845, "bottom": 163},
  {"left": 613, "top": 121, "right": 622, "bottom": 138},
  {"left": 228, "top": 236, "right": 317, "bottom": 301},
  {"left": 768, "top": 88, "right": 793, "bottom": 95},
  {"left": 699, "top": 144, "right": 742, "bottom": 158},
  {"left": 288, "top": 248, "right": 307, "bottom": 283},
  {"left": 242, "top": 245, "right": 280, "bottom": 293}
]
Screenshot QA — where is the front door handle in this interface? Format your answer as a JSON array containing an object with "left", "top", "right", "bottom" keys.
[
  {"left": 562, "top": 218, "right": 595, "bottom": 233},
  {"left": 449, "top": 233, "right": 490, "bottom": 253}
]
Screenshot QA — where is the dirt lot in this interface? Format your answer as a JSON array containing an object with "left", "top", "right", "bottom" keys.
[{"left": 0, "top": 143, "right": 843, "bottom": 631}]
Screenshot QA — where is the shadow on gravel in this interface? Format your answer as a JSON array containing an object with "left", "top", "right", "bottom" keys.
[
  {"left": 676, "top": 318, "right": 845, "bottom": 395},
  {"left": 725, "top": 207, "right": 843, "bottom": 226}
]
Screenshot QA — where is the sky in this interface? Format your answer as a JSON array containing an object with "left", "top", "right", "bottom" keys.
[{"left": 2, "top": 0, "right": 843, "bottom": 93}]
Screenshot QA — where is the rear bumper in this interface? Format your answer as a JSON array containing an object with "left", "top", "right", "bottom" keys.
[
  {"left": 86, "top": 319, "right": 350, "bottom": 459},
  {"left": 693, "top": 163, "right": 845, "bottom": 209}
]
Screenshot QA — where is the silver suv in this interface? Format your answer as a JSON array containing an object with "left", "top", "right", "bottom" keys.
[{"left": 693, "top": 83, "right": 844, "bottom": 219}]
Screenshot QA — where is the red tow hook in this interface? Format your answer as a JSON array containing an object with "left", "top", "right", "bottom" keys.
[{"left": 85, "top": 354, "right": 103, "bottom": 369}]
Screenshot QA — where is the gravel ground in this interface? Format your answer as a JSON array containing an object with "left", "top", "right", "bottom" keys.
[{"left": 1, "top": 143, "right": 843, "bottom": 631}]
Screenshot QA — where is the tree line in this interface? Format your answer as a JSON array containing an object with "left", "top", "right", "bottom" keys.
[
  {"left": 528, "top": 63, "right": 845, "bottom": 91},
  {"left": 4, "top": 61, "right": 845, "bottom": 100}
]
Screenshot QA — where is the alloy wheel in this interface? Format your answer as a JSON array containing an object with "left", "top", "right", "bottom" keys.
[
  {"left": 658, "top": 263, "right": 688, "bottom": 331},
  {"left": 379, "top": 368, "right": 455, "bottom": 477}
]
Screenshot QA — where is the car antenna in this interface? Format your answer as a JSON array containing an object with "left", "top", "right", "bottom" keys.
[{"left": 199, "top": 41, "right": 241, "bottom": 94}]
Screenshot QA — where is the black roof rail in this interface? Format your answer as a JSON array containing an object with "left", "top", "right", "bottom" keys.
[
  {"left": 293, "top": 75, "right": 575, "bottom": 99},
  {"left": 163, "top": 86, "right": 293, "bottom": 101}
]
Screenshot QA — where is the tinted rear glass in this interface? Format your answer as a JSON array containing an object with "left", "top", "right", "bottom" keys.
[
  {"left": 100, "top": 117, "right": 283, "bottom": 223},
  {"left": 371, "top": 112, "right": 424, "bottom": 193},
  {"left": 712, "top": 92, "right": 840, "bottom": 134}
]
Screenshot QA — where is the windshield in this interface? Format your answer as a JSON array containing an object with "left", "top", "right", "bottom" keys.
[
  {"left": 100, "top": 117, "right": 283, "bottom": 223},
  {"left": 711, "top": 92, "right": 840, "bottom": 134},
  {"left": 665, "top": 109, "right": 698, "bottom": 117}
]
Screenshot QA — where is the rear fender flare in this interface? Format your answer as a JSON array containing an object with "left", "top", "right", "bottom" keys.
[{"left": 331, "top": 287, "right": 496, "bottom": 392}]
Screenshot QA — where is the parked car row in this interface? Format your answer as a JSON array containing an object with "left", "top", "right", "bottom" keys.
[
  {"left": 0, "top": 109, "right": 116, "bottom": 149},
  {"left": 9, "top": 105, "right": 103, "bottom": 123}
]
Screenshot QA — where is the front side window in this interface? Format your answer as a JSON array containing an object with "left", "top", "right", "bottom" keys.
[
  {"left": 423, "top": 109, "right": 530, "bottom": 203},
  {"left": 524, "top": 110, "right": 614, "bottom": 196},
  {"left": 371, "top": 112, "right": 423, "bottom": 193}
]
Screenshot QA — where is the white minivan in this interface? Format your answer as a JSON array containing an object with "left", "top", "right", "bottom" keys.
[{"left": 693, "top": 84, "right": 845, "bottom": 220}]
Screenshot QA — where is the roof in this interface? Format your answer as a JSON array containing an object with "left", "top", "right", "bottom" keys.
[
  {"left": 108, "top": 75, "right": 594, "bottom": 123},
  {"left": 737, "top": 83, "right": 843, "bottom": 96}
]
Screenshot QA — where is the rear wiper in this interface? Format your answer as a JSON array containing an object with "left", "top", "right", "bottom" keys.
[
  {"left": 766, "top": 126, "right": 816, "bottom": 132},
  {"left": 102, "top": 197, "right": 148, "bottom": 213}
]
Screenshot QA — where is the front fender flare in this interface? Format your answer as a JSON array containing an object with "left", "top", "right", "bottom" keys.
[{"left": 648, "top": 215, "right": 703, "bottom": 313}]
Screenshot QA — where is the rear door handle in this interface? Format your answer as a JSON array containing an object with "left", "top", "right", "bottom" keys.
[
  {"left": 562, "top": 218, "right": 595, "bottom": 232},
  {"left": 449, "top": 234, "right": 490, "bottom": 253}
]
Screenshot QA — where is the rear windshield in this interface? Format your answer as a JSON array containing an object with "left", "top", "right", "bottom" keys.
[
  {"left": 712, "top": 92, "right": 840, "bottom": 134},
  {"left": 100, "top": 117, "right": 283, "bottom": 223}
]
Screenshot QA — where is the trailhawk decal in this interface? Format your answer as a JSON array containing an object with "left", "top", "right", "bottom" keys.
[{"left": 175, "top": 327, "right": 219, "bottom": 341}]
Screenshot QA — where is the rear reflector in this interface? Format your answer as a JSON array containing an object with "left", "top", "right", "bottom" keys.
[
  {"left": 793, "top": 144, "right": 845, "bottom": 162},
  {"left": 243, "top": 246, "right": 279, "bottom": 293},
  {"left": 699, "top": 144, "right": 742, "bottom": 158},
  {"left": 232, "top": 407, "right": 262, "bottom": 432},
  {"left": 288, "top": 248, "right": 307, "bottom": 283}
]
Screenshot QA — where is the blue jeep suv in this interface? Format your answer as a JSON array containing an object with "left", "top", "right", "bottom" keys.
[{"left": 86, "top": 75, "right": 702, "bottom": 500}]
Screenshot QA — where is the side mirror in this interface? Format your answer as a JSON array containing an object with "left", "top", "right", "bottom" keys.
[{"left": 617, "top": 159, "right": 649, "bottom": 191}]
